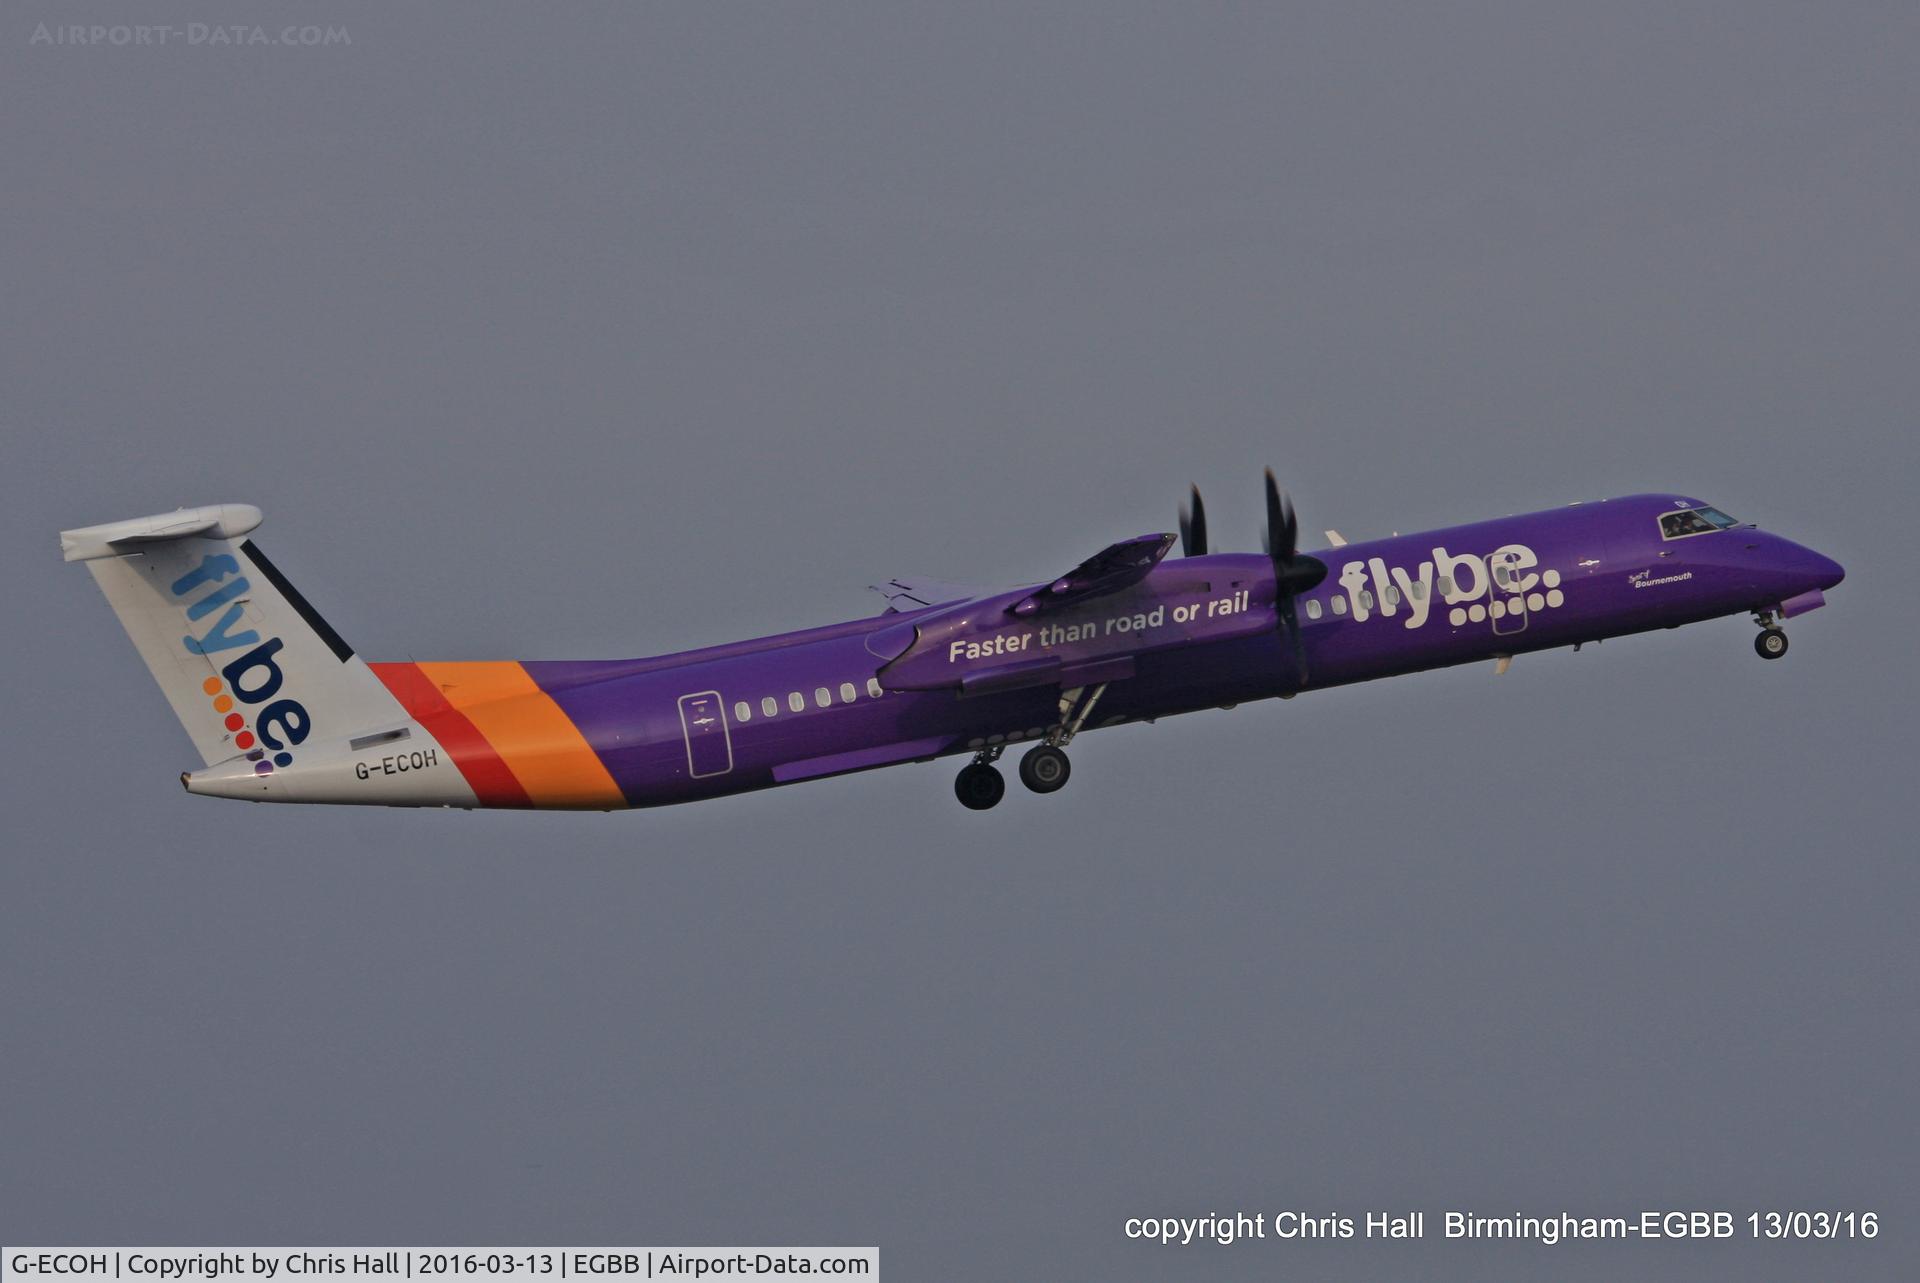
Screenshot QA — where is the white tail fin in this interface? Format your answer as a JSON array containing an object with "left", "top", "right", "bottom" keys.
[{"left": 62, "top": 504, "right": 404, "bottom": 769}]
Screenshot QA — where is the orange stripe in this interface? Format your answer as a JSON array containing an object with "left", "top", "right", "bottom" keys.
[
  {"left": 370, "top": 663, "right": 532, "bottom": 808},
  {"left": 414, "top": 661, "right": 625, "bottom": 809}
]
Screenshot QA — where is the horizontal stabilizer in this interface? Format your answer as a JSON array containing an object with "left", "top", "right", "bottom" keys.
[{"left": 61, "top": 504, "right": 263, "bottom": 562}]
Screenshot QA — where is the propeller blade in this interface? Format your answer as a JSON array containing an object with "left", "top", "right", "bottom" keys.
[
  {"left": 1262, "top": 467, "right": 1297, "bottom": 562},
  {"left": 1260, "top": 467, "right": 1321, "bottom": 683},
  {"left": 1277, "top": 592, "right": 1309, "bottom": 684},
  {"left": 1178, "top": 484, "right": 1209, "bottom": 557},
  {"left": 1262, "top": 469, "right": 1276, "bottom": 557}
]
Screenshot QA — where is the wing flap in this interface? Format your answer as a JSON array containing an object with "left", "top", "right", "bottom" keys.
[{"left": 955, "top": 654, "right": 1136, "bottom": 698}]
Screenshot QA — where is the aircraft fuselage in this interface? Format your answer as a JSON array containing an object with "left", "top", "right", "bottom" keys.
[{"left": 167, "top": 491, "right": 1840, "bottom": 810}]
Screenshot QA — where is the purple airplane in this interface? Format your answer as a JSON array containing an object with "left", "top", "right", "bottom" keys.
[{"left": 61, "top": 475, "right": 1842, "bottom": 812}]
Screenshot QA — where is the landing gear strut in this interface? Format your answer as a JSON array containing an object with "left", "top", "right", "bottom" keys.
[
  {"left": 951, "top": 683, "right": 1108, "bottom": 808},
  {"left": 1014, "top": 682, "right": 1107, "bottom": 798},
  {"left": 1753, "top": 610, "right": 1789, "bottom": 660},
  {"left": 1048, "top": 683, "right": 1106, "bottom": 748},
  {"left": 954, "top": 746, "right": 1005, "bottom": 811}
]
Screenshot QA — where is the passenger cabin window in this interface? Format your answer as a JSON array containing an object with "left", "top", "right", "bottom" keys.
[
  {"left": 1331, "top": 596, "right": 1347, "bottom": 616},
  {"left": 839, "top": 682, "right": 858, "bottom": 703},
  {"left": 734, "top": 701, "right": 751, "bottom": 723},
  {"left": 866, "top": 677, "right": 883, "bottom": 698},
  {"left": 788, "top": 692, "right": 805, "bottom": 713},
  {"left": 1660, "top": 506, "right": 1740, "bottom": 539},
  {"left": 762, "top": 696, "right": 778, "bottom": 718},
  {"left": 814, "top": 687, "right": 831, "bottom": 709},
  {"left": 1305, "top": 599, "right": 1322, "bottom": 619}
]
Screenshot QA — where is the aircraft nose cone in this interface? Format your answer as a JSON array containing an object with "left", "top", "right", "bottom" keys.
[{"left": 1785, "top": 543, "right": 1844, "bottom": 594}]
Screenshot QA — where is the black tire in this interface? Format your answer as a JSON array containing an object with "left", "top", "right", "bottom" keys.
[
  {"left": 1755, "top": 628, "right": 1789, "bottom": 660},
  {"left": 955, "top": 763, "right": 1006, "bottom": 810},
  {"left": 1019, "top": 745, "right": 1072, "bottom": 794}
]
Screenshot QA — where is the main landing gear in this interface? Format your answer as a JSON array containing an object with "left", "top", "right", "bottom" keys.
[
  {"left": 1752, "top": 610, "right": 1789, "bottom": 660},
  {"left": 951, "top": 683, "right": 1105, "bottom": 810},
  {"left": 1019, "top": 745, "right": 1071, "bottom": 793},
  {"left": 954, "top": 756, "right": 1006, "bottom": 810}
]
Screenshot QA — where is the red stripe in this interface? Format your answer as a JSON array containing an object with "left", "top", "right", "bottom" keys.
[{"left": 372, "top": 662, "right": 533, "bottom": 808}]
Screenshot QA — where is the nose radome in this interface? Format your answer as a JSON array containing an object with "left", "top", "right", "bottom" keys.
[
  {"left": 1796, "top": 546, "right": 1845, "bottom": 592},
  {"left": 1752, "top": 535, "right": 1843, "bottom": 598}
]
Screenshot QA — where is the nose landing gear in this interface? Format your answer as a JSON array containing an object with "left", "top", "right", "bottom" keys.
[{"left": 1752, "top": 610, "right": 1789, "bottom": 660}]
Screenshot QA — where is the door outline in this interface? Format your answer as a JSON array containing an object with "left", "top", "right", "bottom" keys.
[
  {"left": 1489, "top": 550, "right": 1530, "bottom": 635},
  {"left": 677, "top": 690, "right": 734, "bottom": 779}
]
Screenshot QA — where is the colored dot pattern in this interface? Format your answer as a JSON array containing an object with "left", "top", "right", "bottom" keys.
[
  {"left": 1437, "top": 573, "right": 1571, "bottom": 630},
  {"left": 201, "top": 676, "right": 293, "bottom": 776}
]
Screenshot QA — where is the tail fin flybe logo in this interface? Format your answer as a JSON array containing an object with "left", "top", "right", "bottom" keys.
[
  {"left": 172, "top": 552, "right": 310, "bottom": 776},
  {"left": 1336, "top": 544, "right": 1567, "bottom": 628}
]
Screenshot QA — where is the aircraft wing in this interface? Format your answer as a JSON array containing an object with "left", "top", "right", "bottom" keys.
[
  {"left": 869, "top": 577, "right": 995, "bottom": 613},
  {"left": 874, "top": 535, "right": 1271, "bottom": 695},
  {"left": 1006, "top": 533, "right": 1177, "bottom": 617}
]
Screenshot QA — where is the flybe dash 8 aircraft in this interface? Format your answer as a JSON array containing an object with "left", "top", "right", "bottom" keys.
[{"left": 61, "top": 474, "right": 1843, "bottom": 812}]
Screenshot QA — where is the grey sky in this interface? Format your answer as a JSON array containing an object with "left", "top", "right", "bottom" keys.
[{"left": 3, "top": 3, "right": 1915, "bottom": 1278}]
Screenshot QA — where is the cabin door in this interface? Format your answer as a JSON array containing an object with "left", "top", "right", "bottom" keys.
[
  {"left": 677, "top": 691, "right": 734, "bottom": 779},
  {"left": 1489, "top": 549, "right": 1530, "bottom": 636}
]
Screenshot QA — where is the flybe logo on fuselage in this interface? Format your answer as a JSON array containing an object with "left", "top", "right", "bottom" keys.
[
  {"left": 1333, "top": 544, "right": 1567, "bottom": 628},
  {"left": 172, "top": 551, "right": 310, "bottom": 776}
]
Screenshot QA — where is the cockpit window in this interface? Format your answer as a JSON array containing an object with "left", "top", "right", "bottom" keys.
[{"left": 1660, "top": 506, "right": 1741, "bottom": 539}]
